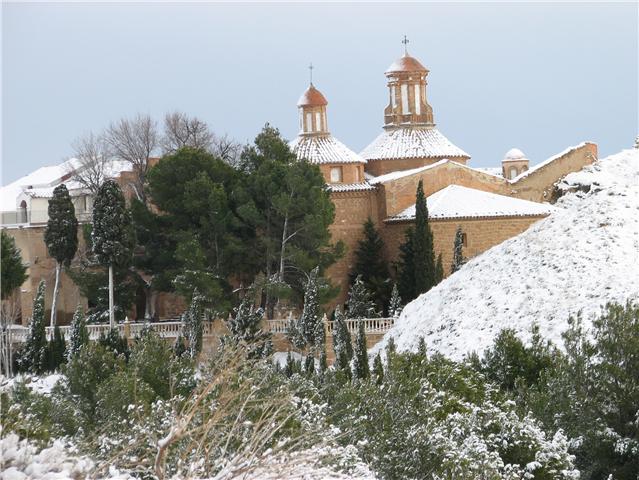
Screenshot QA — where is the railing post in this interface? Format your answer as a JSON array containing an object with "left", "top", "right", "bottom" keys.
[
  {"left": 323, "top": 314, "right": 329, "bottom": 336},
  {"left": 123, "top": 317, "right": 131, "bottom": 340}
]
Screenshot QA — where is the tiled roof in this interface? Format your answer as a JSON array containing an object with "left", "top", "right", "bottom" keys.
[
  {"left": 386, "top": 184, "right": 554, "bottom": 222},
  {"left": 360, "top": 127, "right": 470, "bottom": 162},
  {"left": 327, "top": 182, "right": 376, "bottom": 193},
  {"left": 297, "top": 85, "right": 328, "bottom": 107},
  {"left": 290, "top": 135, "right": 366, "bottom": 165},
  {"left": 386, "top": 53, "right": 428, "bottom": 74}
]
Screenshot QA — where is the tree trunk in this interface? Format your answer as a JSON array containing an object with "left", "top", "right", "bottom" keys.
[
  {"left": 109, "top": 264, "right": 115, "bottom": 328},
  {"left": 278, "top": 214, "right": 289, "bottom": 283},
  {"left": 50, "top": 262, "right": 61, "bottom": 328}
]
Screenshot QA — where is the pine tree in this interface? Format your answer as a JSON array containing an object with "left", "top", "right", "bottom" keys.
[
  {"left": 388, "top": 283, "right": 402, "bottom": 318},
  {"left": 413, "top": 180, "right": 436, "bottom": 296},
  {"left": 67, "top": 304, "right": 89, "bottom": 360},
  {"left": 297, "top": 267, "right": 323, "bottom": 348},
  {"left": 22, "top": 280, "right": 48, "bottom": 374},
  {"left": 451, "top": 226, "right": 466, "bottom": 274},
  {"left": 347, "top": 275, "right": 379, "bottom": 319},
  {"left": 435, "top": 253, "right": 444, "bottom": 284},
  {"left": 332, "top": 306, "right": 353, "bottom": 372},
  {"left": 373, "top": 352, "right": 384, "bottom": 385},
  {"left": 349, "top": 218, "right": 391, "bottom": 310},
  {"left": 173, "top": 334, "right": 187, "bottom": 357},
  {"left": 352, "top": 319, "right": 370, "bottom": 380},
  {"left": 92, "top": 179, "right": 135, "bottom": 327},
  {"left": 396, "top": 227, "right": 416, "bottom": 302},
  {"left": 47, "top": 326, "right": 66, "bottom": 371},
  {"left": 226, "top": 285, "right": 272, "bottom": 358},
  {"left": 44, "top": 184, "right": 79, "bottom": 328},
  {"left": 184, "top": 290, "right": 204, "bottom": 359}
]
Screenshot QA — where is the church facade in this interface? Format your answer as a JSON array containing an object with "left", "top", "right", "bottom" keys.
[{"left": 289, "top": 48, "right": 598, "bottom": 307}]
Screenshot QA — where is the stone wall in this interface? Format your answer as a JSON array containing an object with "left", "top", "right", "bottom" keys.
[
  {"left": 509, "top": 142, "right": 598, "bottom": 202},
  {"left": 319, "top": 163, "right": 365, "bottom": 184},
  {"left": 365, "top": 155, "right": 469, "bottom": 177},
  {"left": 381, "top": 215, "right": 548, "bottom": 277}
]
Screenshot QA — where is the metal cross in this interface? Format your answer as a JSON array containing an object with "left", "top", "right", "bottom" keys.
[
  {"left": 309, "top": 63, "right": 314, "bottom": 85},
  {"left": 402, "top": 35, "right": 409, "bottom": 54}
]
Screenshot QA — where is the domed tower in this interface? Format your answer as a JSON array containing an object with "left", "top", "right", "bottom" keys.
[
  {"left": 290, "top": 79, "right": 366, "bottom": 184},
  {"left": 361, "top": 38, "right": 470, "bottom": 177},
  {"left": 502, "top": 148, "right": 530, "bottom": 180}
]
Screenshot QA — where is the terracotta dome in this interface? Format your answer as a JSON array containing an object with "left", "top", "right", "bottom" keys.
[
  {"left": 297, "top": 85, "right": 328, "bottom": 107},
  {"left": 386, "top": 53, "right": 428, "bottom": 74}
]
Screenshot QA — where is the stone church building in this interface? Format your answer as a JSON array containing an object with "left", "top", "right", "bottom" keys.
[
  {"left": 289, "top": 47, "right": 597, "bottom": 306},
  {"left": 2, "top": 47, "right": 597, "bottom": 322}
]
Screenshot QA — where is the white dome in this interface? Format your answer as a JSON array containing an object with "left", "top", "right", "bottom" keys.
[{"left": 503, "top": 148, "right": 527, "bottom": 161}]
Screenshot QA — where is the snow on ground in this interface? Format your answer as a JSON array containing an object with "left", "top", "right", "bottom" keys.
[
  {"left": 374, "top": 148, "right": 639, "bottom": 360},
  {"left": 0, "top": 374, "right": 63, "bottom": 395}
]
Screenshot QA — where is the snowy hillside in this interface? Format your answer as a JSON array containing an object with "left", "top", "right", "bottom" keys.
[{"left": 376, "top": 148, "right": 639, "bottom": 359}]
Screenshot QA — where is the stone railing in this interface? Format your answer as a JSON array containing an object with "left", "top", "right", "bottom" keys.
[{"left": 265, "top": 316, "right": 395, "bottom": 336}]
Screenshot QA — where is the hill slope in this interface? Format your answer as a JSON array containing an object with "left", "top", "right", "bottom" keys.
[{"left": 376, "top": 148, "right": 639, "bottom": 359}]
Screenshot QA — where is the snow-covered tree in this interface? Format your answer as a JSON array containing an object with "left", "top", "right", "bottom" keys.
[
  {"left": 184, "top": 290, "right": 204, "bottom": 359},
  {"left": 226, "top": 285, "right": 272, "bottom": 358},
  {"left": 373, "top": 353, "right": 384, "bottom": 385},
  {"left": 92, "top": 179, "right": 134, "bottom": 327},
  {"left": 352, "top": 320, "right": 369, "bottom": 381},
  {"left": 332, "top": 306, "right": 353, "bottom": 373},
  {"left": 67, "top": 304, "right": 89, "bottom": 360},
  {"left": 21, "top": 280, "right": 48, "bottom": 374},
  {"left": 346, "top": 275, "right": 379, "bottom": 319},
  {"left": 44, "top": 184, "right": 78, "bottom": 328},
  {"left": 388, "top": 283, "right": 402, "bottom": 318},
  {"left": 451, "top": 225, "right": 466, "bottom": 274},
  {"left": 634, "top": 134, "right": 639, "bottom": 149},
  {"left": 48, "top": 326, "right": 66, "bottom": 371},
  {"left": 297, "top": 267, "right": 323, "bottom": 349}
]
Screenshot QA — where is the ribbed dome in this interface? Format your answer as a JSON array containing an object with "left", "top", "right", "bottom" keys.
[
  {"left": 503, "top": 148, "right": 527, "bottom": 161},
  {"left": 386, "top": 53, "right": 428, "bottom": 74},
  {"left": 297, "top": 85, "right": 328, "bottom": 107}
]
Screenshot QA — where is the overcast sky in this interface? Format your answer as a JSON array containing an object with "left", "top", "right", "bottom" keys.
[{"left": 2, "top": 2, "right": 637, "bottom": 185}]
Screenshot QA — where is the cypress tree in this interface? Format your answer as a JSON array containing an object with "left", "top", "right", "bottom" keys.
[
  {"left": 451, "top": 225, "right": 466, "bottom": 274},
  {"left": 349, "top": 218, "right": 391, "bottom": 310},
  {"left": 304, "top": 354, "right": 315, "bottom": 376},
  {"left": 332, "top": 306, "right": 353, "bottom": 372},
  {"left": 298, "top": 267, "right": 323, "bottom": 348},
  {"left": 185, "top": 290, "right": 204, "bottom": 359},
  {"left": 92, "top": 179, "right": 134, "bottom": 327},
  {"left": 352, "top": 319, "right": 370, "bottom": 380},
  {"left": 67, "top": 304, "right": 89, "bottom": 360},
  {"left": 396, "top": 227, "right": 416, "bottom": 302},
  {"left": 413, "top": 180, "right": 436, "bottom": 296},
  {"left": 226, "top": 284, "right": 272, "bottom": 358},
  {"left": 284, "top": 351, "right": 294, "bottom": 377},
  {"left": 417, "top": 337, "right": 427, "bottom": 358},
  {"left": 22, "top": 280, "right": 48, "bottom": 374},
  {"left": 1, "top": 231, "right": 28, "bottom": 300},
  {"left": 373, "top": 352, "right": 384, "bottom": 385},
  {"left": 47, "top": 326, "right": 66, "bottom": 371},
  {"left": 385, "top": 336, "right": 396, "bottom": 360},
  {"left": 44, "top": 184, "right": 78, "bottom": 328},
  {"left": 347, "top": 275, "right": 379, "bottom": 319},
  {"left": 388, "top": 283, "right": 402, "bottom": 318},
  {"left": 435, "top": 253, "right": 444, "bottom": 284}
]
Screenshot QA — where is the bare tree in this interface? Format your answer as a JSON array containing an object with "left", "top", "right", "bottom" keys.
[
  {"left": 68, "top": 131, "right": 112, "bottom": 195},
  {"left": 212, "top": 133, "right": 242, "bottom": 167},
  {"left": 106, "top": 114, "right": 159, "bottom": 204},
  {"left": 162, "top": 111, "right": 215, "bottom": 154}
]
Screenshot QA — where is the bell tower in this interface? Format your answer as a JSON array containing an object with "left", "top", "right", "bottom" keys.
[
  {"left": 384, "top": 36, "right": 434, "bottom": 129},
  {"left": 297, "top": 64, "right": 329, "bottom": 136}
]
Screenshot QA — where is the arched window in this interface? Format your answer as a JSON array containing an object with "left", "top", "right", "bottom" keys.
[{"left": 19, "top": 200, "right": 27, "bottom": 223}]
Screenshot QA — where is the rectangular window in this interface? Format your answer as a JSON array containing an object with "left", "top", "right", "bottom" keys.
[
  {"left": 330, "top": 167, "right": 343, "bottom": 183},
  {"left": 391, "top": 86, "right": 397, "bottom": 108},
  {"left": 305, "top": 113, "right": 312, "bottom": 133},
  {"left": 414, "top": 84, "right": 421, "bottom": 115},
  {"left": 315, "top": 112, "right": 322, "bottom": 132},
  {"left": 401, "top": 84, "right": 409, "bottom": 114}
]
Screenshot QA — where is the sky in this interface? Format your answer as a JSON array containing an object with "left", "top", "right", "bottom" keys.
[{"left": 2, "top": 2, "right": 638, "bottom": 185}]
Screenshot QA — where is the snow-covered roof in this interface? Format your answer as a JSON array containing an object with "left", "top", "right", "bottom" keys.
[
  {"left": 373, "top": 148, "right": 639, "bottom": 360},
  {"left": 510, "top": 142, "right": 589, "bottom": 182},
  {"left": 503, "top": 148, "right": 527, "bottom": 161},
  {"left": 474, "top": 166, "right": 503, "bottom": 177},
  {"left": 327, "top": 182, "right": 376, "bottom": 193},
  {"left": 368, "top": 159, "right": 450, "bottom": 184},
  {"left": 386, "top": 184, "right": 554, "bottom": 222},
  {"left": 360, "top": 127, "right": 470, "bottom": 161},
  {"left": 290, "top": 134, "right": 366, "bottom": 165}
]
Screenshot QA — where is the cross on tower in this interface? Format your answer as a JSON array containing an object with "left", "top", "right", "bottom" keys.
[
  {"left": 402, "top": 35, "right": 409, "bottom": 54},
  {"left": 309, "top": 63, "right": 314, "bottom": 85}
]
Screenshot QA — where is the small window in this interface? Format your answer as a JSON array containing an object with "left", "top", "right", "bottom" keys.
[
  {"left": 330, "top": 167, "right": 343, "bottom": 183},
  {"left": 509, "top": 167, "right": 518, "bottom": 179},
  {"left": 461, "top": 233, "right": 468, "bottom": 247}
]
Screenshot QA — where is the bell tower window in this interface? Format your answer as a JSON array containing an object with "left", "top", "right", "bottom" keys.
[{"left": 330, "top": 166, "right": 343, "bottom": 183}]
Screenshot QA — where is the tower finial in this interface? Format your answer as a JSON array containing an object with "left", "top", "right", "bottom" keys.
[
  {"left": 309, "top": 63, "right": 314, "bottom": 85},
  {"left": 402, "top": 35, "right": 409, "bottom": 55}
]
